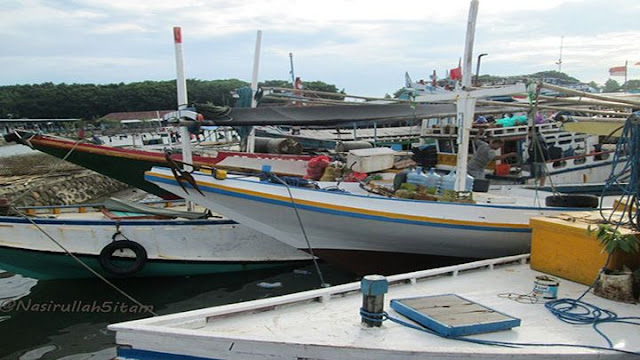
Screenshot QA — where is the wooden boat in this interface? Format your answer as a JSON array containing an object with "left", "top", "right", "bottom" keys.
[
  {"left": 143, "top": 166, "right": 619, "bottom": 274},
  {"left": 421, "top": 121, "right": 623, "bottom": 186},
  {"left": 109, "top": 253, "right": 639, "bottom": 359},
  {"left": 0, "top": 199, "right": 312, "bottom": 280},
  {"left": 3, "top": 130, "right": 313, "bottom": 199}
]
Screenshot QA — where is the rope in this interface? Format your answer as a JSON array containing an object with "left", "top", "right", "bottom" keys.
[
  {"left": 543, "top": 255, "right": 639, "bottom": 352},
  {"left": 10, "top": 207, "right": 158, "bottom": 316},
  {"left": 599, "top": 111, "right": 640, "bottom": 231},
  {"left": 5, "top": 134, "right": 157, "bottom": 316},
  {"left": 362, "top": 307, "right": 640, "bottom": 355},
  {"left": 269, "top": 174, "right": 329, "bottom": 288}
]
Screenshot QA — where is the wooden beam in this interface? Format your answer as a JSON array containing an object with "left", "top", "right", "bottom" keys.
[{"left": 539, "top": 82, "right": 640, "bottom": 107}]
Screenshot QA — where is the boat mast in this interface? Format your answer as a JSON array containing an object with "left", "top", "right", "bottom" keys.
[
  {"left": 289, "top": 52, "right": 296, "bottom": 86},
  {"left": 173, "top": 26, "right": 194, "bottom": 211},
  {"left": 453, "top": 0, "right": 479, "bottom": 192},
  {"left": 556, "top": 36, "right": 564, "bottom": 72},
  {"left": 246, "top": 30, "right": 262, "bottom": 153}
]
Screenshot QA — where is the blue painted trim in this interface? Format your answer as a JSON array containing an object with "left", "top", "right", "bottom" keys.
[
  {"left": 147, "top": 175, "right": 531, "bottom": 233},
  {"left": 118, "top": 348, "right": 218, "bottom": 360},
  {"left": 0, "top": 216, "right": 236, "bottom": 226}
]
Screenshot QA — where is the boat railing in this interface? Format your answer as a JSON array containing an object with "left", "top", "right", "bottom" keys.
[{"left": 421, "top": 122, "right": 562, "bottom": 139}]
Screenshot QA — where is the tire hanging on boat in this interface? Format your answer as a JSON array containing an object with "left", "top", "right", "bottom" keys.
[
  {"left": 98, "top": 240, "right": 148, "bottom": 276},
  {"left": 545, "top": 194, "right": 599, "bottom": 208}
]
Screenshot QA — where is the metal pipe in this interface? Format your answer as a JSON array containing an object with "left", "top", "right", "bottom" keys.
[{"left": 475, "top": 53, "right": 488, "bottom": 86}]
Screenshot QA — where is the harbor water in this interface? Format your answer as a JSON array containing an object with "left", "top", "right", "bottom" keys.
[
  {"left": 0, "top": 146, "right": 356, "bottom": 359},
  {"left": 0, "top": 263, "right": 355, "bottom": 359}
]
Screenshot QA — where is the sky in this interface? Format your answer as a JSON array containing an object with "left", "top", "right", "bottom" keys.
[{"left": 1, "top": 0, "right": 639, "bottom": 97}]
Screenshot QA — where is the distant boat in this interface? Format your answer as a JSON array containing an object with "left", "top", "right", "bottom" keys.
[
  {"left": 3, "top": 131, "right": 313, "bottom": 199},
  {"left": 421, "top": 121, "right": 624, "bottom": 187},
  {"left": 0, "top": 198, "right": 312, "bottom": 280}
]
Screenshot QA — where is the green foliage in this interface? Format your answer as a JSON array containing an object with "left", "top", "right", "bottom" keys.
[
  {"left": 529, "top": 71, "right": 580, "bottom": 83},
  {"left": 625, "top": 79, "right": 640, "bottom": 91},
  {"left": 587, "top": 81, "right": 601, "bottom": 90},
  {"left": 587, "top": 224, "right": 639, "bottom": 255},
  {"left": 603, "top": 79, "right": 621, "bottom": 93},
  {"left": 0, "top": 79, "right": 252, "bottom": 120}
]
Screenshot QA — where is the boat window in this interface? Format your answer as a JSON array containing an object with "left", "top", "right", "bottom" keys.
[{"left": 573, "top": 157, "right": 586, "bottom": 165}]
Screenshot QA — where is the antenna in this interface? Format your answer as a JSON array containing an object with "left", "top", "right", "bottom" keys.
[{"left": 555, "top": 36, "right": 564, "bottom": 72}]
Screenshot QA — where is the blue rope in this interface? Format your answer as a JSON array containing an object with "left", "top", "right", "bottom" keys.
[
  {"left": 600, "top": 111, "right": 640, "bottom": 230},
  {"left": 360, "top": 307, "right": 640, "bottom": 355}
]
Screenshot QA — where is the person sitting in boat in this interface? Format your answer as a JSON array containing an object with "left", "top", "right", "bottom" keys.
[{"left": 467, "top": 138, "right": 516, "bottom": 179}]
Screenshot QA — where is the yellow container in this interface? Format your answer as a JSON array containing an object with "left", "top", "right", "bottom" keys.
[
  {"left": 214, "top": 169, "right": 227, "bottom": 180},
  {"left": 530, "top": 215, "right": 640, "bottom": 286}
]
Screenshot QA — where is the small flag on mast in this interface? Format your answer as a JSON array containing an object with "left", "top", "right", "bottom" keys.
[
  {"left": 449, "top": 58, "right": 462, "bottom": 81},
  {"left": 609, "top": 65, "right": 626, "bottom": 77}
]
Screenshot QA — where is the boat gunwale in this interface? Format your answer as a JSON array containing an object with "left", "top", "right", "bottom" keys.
[{"left": 146, "top": 168, "right": 612, "bottom": 212}]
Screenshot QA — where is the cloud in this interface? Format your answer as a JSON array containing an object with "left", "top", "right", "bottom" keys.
[{"left": 1, "top": 0, "right": 639, "bottom": 95}]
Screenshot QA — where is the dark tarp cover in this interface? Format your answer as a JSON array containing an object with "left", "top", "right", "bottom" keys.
[{"left": 195, "top": 103, "right": 458, "bottom": 126}]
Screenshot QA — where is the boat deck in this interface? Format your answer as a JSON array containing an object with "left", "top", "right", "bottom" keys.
[{"left": 109, "top": 254, "right": 639, "bottom": 359}]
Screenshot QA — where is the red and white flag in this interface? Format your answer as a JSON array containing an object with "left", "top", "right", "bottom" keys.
[{"left": 609, "top": 66, "right": 626, "bottom": 77}]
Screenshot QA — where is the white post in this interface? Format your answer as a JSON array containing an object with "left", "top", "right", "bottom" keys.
[
  {"left": 246, "top": 30, "right": 262, "bottom": 153},
  {"left": 173, "top": 26, "right": 194, "bottom": 210},
  {"left": 453, "top": 0, "right": 479, "bottom": 192}
]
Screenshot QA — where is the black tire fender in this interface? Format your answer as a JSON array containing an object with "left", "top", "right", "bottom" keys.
[
  {"left": 545, "top": 194, "right": 599, "bottom": 208},
  {"left": 98, "top": 240, "right": 148, "bottom": 276}
]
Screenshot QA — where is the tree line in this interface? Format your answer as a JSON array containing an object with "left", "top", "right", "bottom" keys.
[{"left": 0, "top": 79, "right": 342, "bottom": 120}]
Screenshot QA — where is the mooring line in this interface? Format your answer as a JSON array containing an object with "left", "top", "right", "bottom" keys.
[{"left": 11, "top": 207, "right": 158, "bottom": 316}]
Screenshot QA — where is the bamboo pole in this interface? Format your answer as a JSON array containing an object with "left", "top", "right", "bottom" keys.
[
  {"left": 539, "top": 82, "right": 640, "bottom": 107},
  {"left": 264, "top": 87, "right": 410, "bottom": 103},
  {"left": 263, "top": 94, "right": 359, "bottom": 106},
  {"left": 477, "top": 99, "right": 631, "bottom": 117},
  {"left": 538, "top": 95, "right": 634, "bottom": 109},
  {"left": 558, "top": 115, "right": 627, "bottom": 123}
]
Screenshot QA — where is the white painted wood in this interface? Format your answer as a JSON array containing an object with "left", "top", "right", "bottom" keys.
[
  {"left": 0, "top": 207, "right": 312, "bottom": 263},
  {"left": 247, "top": 30, "right": 262, "bottom": 153},
  {"left": 110, "top": 254, "right": 639, "bottom": 359},
  {"left": 146, "top": 167, "right": 618, "bottom": 260}
]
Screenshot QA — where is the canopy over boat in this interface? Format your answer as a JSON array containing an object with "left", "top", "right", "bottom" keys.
[{"left": 169, "top": 103, "right": 458, "bottom": 127}]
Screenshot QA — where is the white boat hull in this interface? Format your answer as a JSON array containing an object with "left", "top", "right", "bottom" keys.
[
  {"left": 145, "top": 167, "right": 604, "bottom": 273},
  {"left": 0, "top": 213, "right": 312, "bottom": 279}
]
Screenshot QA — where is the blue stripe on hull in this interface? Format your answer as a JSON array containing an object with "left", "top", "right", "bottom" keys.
[
  {"left": 117, "top": 348, "right": 218, "bottom": 360},
  {"left": 148, "top": 175, "right": 531, "bottom": 234},
  {"left": 0, "top": 215, "right": 236, "bottom": 227}
]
